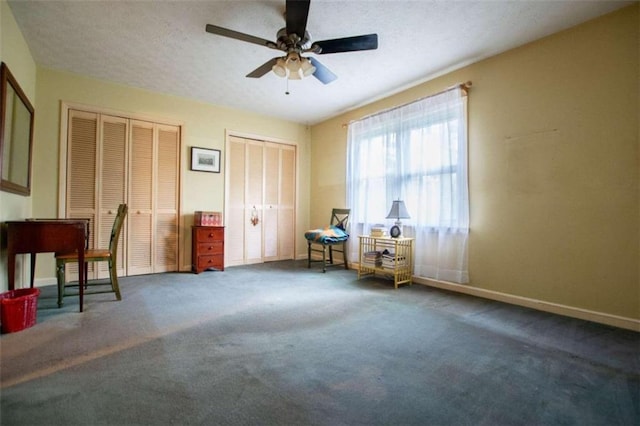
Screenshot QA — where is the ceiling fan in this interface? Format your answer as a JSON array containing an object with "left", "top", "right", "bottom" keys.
[{"left": 205, "top": 0, "right": 378, "bottom": 84}]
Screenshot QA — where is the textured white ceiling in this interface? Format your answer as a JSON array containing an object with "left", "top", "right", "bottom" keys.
[{"left": 7, "top": 0, "right": 633, "bottom": 124}]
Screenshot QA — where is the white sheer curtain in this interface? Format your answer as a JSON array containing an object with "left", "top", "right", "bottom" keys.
[{"left": 346, "top": 86, "right": 469, "bottom": 283}]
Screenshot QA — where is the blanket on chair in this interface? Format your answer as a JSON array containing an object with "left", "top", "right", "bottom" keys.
[{"left": 304, "top": 225, "right": 349, "bottom": 244}]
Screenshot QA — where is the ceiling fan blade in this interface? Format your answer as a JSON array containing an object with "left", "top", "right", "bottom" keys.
[
  {"left": 246, "top": 57, "right": 279, "bottom": 78},
  {"left": 206, "top": 24, "right": 276, "bottom": 49},
  {"left": 309, "top": 57, "right": 337, "bottom": 84},
  {"left": 286, "top": 0, "right": 310, "bottom": 39},
  {"left": 312, "top": 34, "right": 378, "bottom": 54}
]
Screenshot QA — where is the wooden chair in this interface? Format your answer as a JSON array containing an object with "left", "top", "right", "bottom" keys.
[
  {"left": 305, "top": 208, "right": 350, "bottom": 272},
  {"left": 56, "top": 204, "right": 128, "bottom": 311}
]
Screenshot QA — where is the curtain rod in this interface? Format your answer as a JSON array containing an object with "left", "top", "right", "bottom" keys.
[{"left": 342, "top": 81, "right": 472, "bottom": 128}]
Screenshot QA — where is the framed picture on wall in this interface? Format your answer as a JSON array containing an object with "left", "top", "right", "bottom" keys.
[{"left": 191, "top": 147, "right": 221, "bottom": 173}]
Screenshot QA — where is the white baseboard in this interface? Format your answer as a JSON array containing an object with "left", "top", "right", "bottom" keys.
[{"left": 413, "top": 276, "right": 640, "bottom": 332}]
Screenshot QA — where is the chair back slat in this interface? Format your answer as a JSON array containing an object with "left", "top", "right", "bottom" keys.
[
  {"left": 330, "top": 208, "right": 350, "bottom": 231},
  {"left": 109, "top": 204, "right": 128, "bottom": 258}
]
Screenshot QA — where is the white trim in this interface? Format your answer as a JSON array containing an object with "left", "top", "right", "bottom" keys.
[
  {"left": 225, "top": 129, "right": 298, "bottom": 148},
  {"left": 60, "top": 101, "right": 184, "bottom": 126},
  {"left": 57, "top": 102, "right": 70, "bottom": 217},
  {"left": 412, "top": 275, "right": 640, "bottom": 332}
]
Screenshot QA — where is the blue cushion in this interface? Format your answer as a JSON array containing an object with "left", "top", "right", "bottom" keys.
[{"left": 305, "top": 225, "right": 349, "bottom": 244}]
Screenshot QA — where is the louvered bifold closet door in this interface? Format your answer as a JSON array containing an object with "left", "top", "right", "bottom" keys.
[
  {"left": 128, "top": 120, "right": 154, "bottom": 275},
  {"left": 66, "top": 110, "right": 98, "bottom": 282},
  {"left": 225, "top": 136, "right": 246, "bottom": 267},
  {"left": 98, "top": 115, "right": 128, "bottom": 278},
  {"left": 225, "top": 136, "right": 297, "bottom": 266},
  {"left": 154, "top": 125, "right": 179, "bottom": 272},
  {"left": 278, "top": 145, "right": 296, "bottom": 260}
]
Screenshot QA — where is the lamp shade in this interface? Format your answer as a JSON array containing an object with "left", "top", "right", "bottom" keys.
[{"left": 386, "top": 200, "right": 410, "bottom": 220}]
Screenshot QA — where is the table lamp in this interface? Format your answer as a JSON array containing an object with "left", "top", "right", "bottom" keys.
[{"left": 386, "top": 200, "right": 410, "bottom": 238}]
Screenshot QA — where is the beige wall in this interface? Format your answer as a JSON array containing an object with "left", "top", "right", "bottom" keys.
[
  {"left": 0, "top": 0, "right": 37, "bottom": 290},
  {"left": 310, "top": 5, "right": 639, "bottom": 322}
]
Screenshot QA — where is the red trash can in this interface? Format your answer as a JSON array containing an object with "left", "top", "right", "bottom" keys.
[{"left": 0, "top": 288, "right": 40, "bottom": 333}]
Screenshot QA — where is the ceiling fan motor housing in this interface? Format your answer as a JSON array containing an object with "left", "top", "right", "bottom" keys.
[{"left": 276, "top": 27, "right": 312, "bottom": 52}]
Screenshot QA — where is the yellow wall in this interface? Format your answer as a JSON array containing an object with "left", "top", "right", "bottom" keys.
[
  {"left": 310, "top": 5, "right": 639, "bottom": 322},
  {"left": 28, "top": 68, "right": 311, "bottom": 283},
  {"left": 0, "top": 0, "right": 37, "bottom": 290}
]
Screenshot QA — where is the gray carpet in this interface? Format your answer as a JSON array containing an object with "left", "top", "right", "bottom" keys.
[{"left": 1, "top": 260, "right": 638, "bottom": 425}]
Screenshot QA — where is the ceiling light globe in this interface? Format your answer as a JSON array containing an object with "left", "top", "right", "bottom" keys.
[
  {"left": 300, "top": 58, "right": 316, "bottom": 77},
  {"left": 288, "top": 70, "right": 302, "bottom": 80},
  {"left": 272, "top": 58, "right": 287, "bottom": 78}
]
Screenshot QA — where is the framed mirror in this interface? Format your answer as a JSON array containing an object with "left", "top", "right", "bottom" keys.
[{"left": 0, "top": 62, "right": 34, "bottom": 196}]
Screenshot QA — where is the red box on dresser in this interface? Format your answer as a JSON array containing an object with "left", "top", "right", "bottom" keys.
[{"left": 193, "top": 211, "right": 222, "bottom": 226}]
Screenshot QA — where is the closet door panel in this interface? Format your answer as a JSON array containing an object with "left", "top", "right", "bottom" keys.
[
  {"left": 278, "top": 208, "right": 295, "bottom": 259},
  {"left": 263, "top": 206, "right": 278, "bottom": 260},
  {"left": 263, "top": 143, "right": 279, "bottom": 261},
  {"left": 129, "top": 213, "right": 153, "bottom": 274},
  {"left": 67, "top": 110, "right": 97, "bottom": 214},
  {"left": 226, "top": 137, "right": 246, "bottom": 266},
  {"left": 128, "top": 121, "right": 154, "bottom": 275},
  {"left": 278, "top": 145, "right": 296, "bottom": 260},
  {"left": 98, "top": 116, "right": 128, "bottom": 278},
  {"left": 280, "top": 146, "right": 296, "bottom": 207},
  {"left": 155, "top": 125, "right": 179, "bottom": 272},
  {"left": 66, "top": 110, "right": 98, "bottom": 281},
  {"left": 244, "top": 141, "right": 263, "bottom": 264},
  {"left": 156, "top": 213, "right": 178, "bottom": 270}
]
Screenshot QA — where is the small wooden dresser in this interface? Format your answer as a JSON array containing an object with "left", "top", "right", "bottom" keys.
[{"left": 192, "top": 226, "right": 224, "bottom": 274}]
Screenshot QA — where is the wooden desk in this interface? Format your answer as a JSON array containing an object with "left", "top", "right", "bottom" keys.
[{"left": 6, "top": 220, "right": 88, "bottom": 312}]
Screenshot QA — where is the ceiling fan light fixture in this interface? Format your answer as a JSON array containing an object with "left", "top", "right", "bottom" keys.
[
  {"left": 272, "top": 58, "right": 287, "bottom": 77},
  {"left": 206, "top": 0, "right": 380, "bottom": 85},
  {"left": 288, "top": 70, "right": 302, "bottom": 80},
  {"left": 300, "top": 57, "right": 316, "bottom": 77},
  {"left": 285, "top": 52, "right": 301, "bottom": 73}
]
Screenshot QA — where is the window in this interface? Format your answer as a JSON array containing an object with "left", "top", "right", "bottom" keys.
[{"left": 346, "top": 86, "right": 469, "bottom": 283}]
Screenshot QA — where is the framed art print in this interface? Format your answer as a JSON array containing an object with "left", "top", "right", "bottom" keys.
[{"left": 191, "top": 147, "right": 221, "bottom": 173}]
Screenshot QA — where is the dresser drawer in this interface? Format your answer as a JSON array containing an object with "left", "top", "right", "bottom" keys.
[
  {"left": 195, "top": 227, "right": 224, "bottom": 243},
  {"left": 197, "top": 241, "right": 223, "bottom": 255},
  {"left": 197, "top": 254, "right": 223, "bottom": 270},
  {"left": 192, "top": 225, "right": 225, "bottom": 273}
]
